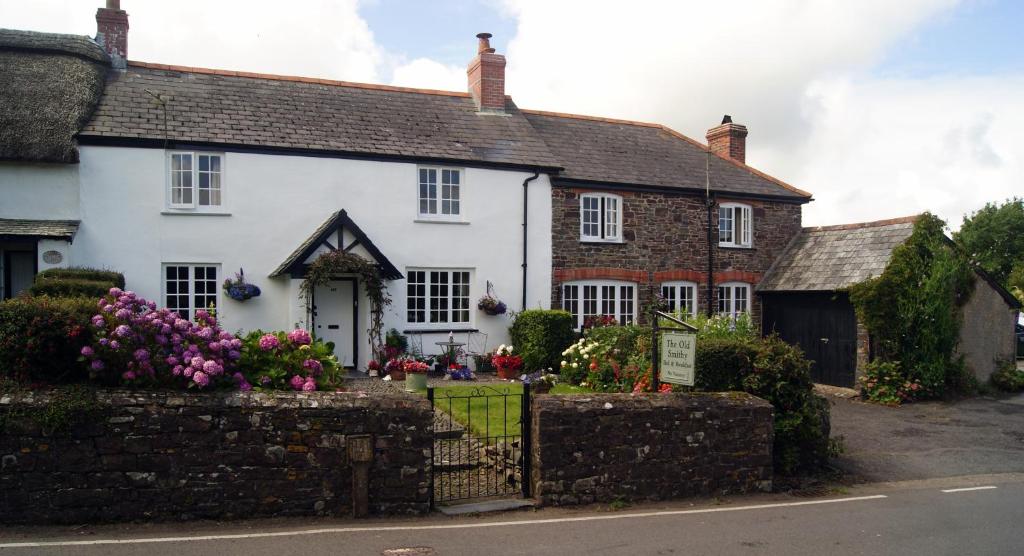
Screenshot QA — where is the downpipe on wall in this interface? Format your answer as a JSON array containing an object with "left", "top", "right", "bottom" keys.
[{"left": 522, "top": 171, "right": 540, "bottom": 311}]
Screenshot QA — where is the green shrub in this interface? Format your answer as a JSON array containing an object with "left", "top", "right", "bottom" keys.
[
  {"left": 585, "top": 324, "right": 647, "bottom": 365},
  {"left": 694, "top": 337, "right": 758, "bottom": 391},
  {"left": 34, "top": 267, "right": 125, "bottom": 289},
  {"left": 691, "top": 335, "right": 829, "bottom": 475},
  {"left": 29, "top": 277, "right": 113, "bottom": 298},
  {"left": 686, "top": 312, "right": 757, "bottom": 341},
  {"left": 0, "top": 296, "right": 95, "bottom": 383},
  {"left": 991, "top": 362, "right": 1024, "bottom": 392},
  {"left": 510, "top": 309, "right": 576, "bottom": 372}
]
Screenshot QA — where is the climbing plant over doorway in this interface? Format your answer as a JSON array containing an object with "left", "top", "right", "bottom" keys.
[{"left": 300, "top": 250, "right": 392, "bottom": 362}]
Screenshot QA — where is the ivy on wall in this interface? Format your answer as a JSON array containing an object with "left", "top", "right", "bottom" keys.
[
  {"left": 848, "top": 213, "right": 975, "bottom": 395},
  {"left": 300, "top": 251, "right": 392, "bottom": 363}
]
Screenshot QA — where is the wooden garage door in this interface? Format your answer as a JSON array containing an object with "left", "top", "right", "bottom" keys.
[{"left": 761, "top": 292, "right": 857, "bottom": 387}]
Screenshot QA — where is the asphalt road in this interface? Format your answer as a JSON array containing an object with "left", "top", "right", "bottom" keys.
[{"left": 2, "top": 475, "right": 1022, "bottom": 555}]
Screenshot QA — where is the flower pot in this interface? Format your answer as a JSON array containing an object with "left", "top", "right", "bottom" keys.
[
  {"left": 496, "top": 366, "right": 518, "bottom": 380},
  {"left": 389, "top": 370, "right": 406, "bottom": 381},
  {"left": 406, "top": 372, "right": 427, "bottom": 391}
]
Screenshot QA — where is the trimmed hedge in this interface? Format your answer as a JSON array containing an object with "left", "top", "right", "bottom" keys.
[
  {"left": 34, "top": 267, "right": 125, "bottom": 289},
  {"left": 510, "top": 310, "right": 576, "bottom": 372},
  {"left": 0, "top": 296, "right": 95, "bottom": 383},
  {"left": 29, "top": 268, "right": 126, "bottom": 299}
]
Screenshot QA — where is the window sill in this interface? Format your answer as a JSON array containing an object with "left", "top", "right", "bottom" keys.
[
  {"left": 718, "top": 244, "right": 754, "bottom": 250},
  {"left": 161, "top": 211, "right": 232, "bottom": 217},
  {"left": 414, "top": 219, "right": 469, "bottom": 225},
  {"left": 580, "top": 238, "right": 624, "bottom": 244},
  {"left": 403, "top": 327, "right": 479, "bottom": 334}
]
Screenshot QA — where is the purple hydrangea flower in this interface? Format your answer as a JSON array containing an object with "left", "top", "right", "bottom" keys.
[
  {"left": 115, "top": 308, "right": 131, "bottom": 320},
  {"left": 133, "top": 348, "right": 149, "bottom": 362},
  {"left": 109, "top": 340, "right": 121, "bottom": 350},
  {"left": 80, "top": 346, "right": 94, "bottom": 357},
  {"left": 91, "top": 315, "right": 105, "bottom": 327},
  {"left": 90, "top": 359, "right": 105, "bottom": 371},
  {"left": 302, "top": 358, "right": 323, "bottom": 376},
  {"left": 192, "top": 371, "right": 210, "bottom": 387},
  {"left": 259, "top": 334, "right": 280, "bottom": 351},
  {"left": 289, "top": 375, "right": 305, "bottom": 390},
  {"left": 239, "top": 381, "right": 253, "bottom": 392},
  {"left": 172, "top": 365, "right": 184, "bottom": 376},
  {"left": 259, "top": 375, "right": 272, "bottom": 386},
  {"left": 197, "top": 327, "right": 214, "bottom": 340},
  {"left": 122, "top": 370, "right": 136, "bottom": 381},
  {"left": 98, "top": 338, "right": 109, "bottom": 347},
  {"left": 287, "top": 328, "right": 312, "bottom": 346},
  {"left": 302, "top": 378, "right": 317, "bottom": 392},
  {"left": 190, "top": 356, "right": 204, "bottom": 370},
  {"left": 114, "top": 324, "right": 131, "bottom": 337},
  {"left": 202, "top": 360, "right": 222, "bottom": 375},
  {"left": 227, "top": 350, "right": 241, "bottom": 360}
]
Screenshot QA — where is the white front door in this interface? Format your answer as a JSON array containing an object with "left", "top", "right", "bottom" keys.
[{"left": 314, "top": 280, "right": 355, "bottom": 368}]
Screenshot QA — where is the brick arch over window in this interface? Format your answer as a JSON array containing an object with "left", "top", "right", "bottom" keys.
[{"left": 554, "top": 267, "right": 647, "bottom": 283}]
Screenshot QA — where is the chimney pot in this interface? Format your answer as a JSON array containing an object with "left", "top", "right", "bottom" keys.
[
  {"left": 707, "top": 116, "right": 748, "bottom": 164},
  {"left": 106, "top": 0, "right": 120, "bottom": 9},
  {"left": 476, "top": 32, "right": 495, "bottom": 54},
  {"left": 467, "top": 33, "right": 506, "bottom": 112}
]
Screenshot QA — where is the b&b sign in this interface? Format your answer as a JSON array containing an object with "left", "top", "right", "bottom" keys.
[{"left": 660, "top": 331, "right": 696, "bottom": 386}]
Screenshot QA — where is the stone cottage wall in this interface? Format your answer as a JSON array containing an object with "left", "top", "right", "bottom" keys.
[
  {"left": 551, "top": 187, "right": 803, "bottom": 324},
  {"left": 531, "top": 393, "right": 773, "bottom": 506},
  {"left": 956, "top": 275, "right": 1020, "bottom": 381},
  {"left": 0, "top": 390, "right": 432, "bottom": 524}
]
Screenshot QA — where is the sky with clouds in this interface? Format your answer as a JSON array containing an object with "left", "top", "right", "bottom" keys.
[{"left": 1, "top": 0, "right": 1020, "bottom": 228}]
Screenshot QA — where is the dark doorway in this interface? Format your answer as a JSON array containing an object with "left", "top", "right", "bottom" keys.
[{"left": 761, "top": 292, "right": 858, "bottom": 387}]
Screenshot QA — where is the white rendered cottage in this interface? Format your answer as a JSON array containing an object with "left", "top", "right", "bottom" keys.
[{"left": 0, "top": 4, "right": 556, "bottom": 370}]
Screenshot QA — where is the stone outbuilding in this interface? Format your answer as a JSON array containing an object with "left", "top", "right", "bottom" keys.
[{"left": 758, "top": 216, "right": 1021, "bottom": 387}]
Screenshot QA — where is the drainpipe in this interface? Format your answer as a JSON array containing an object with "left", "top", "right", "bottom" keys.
[
  {"left": 707, "top": 196, "right": 715, "bottom": 317},
  {"left": 522, "top": 170, "right": 540, "bottom": 311}
]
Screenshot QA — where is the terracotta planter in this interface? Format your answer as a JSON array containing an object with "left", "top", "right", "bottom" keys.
[
  {"left": 496, "top": 366, "right": 519, "bottom": 380},
  {"left": 532, "top": 382, "right": 553, "bottom": 394},
  {"left": 406, "top": 372, "right": 428, "bottom": 391},
  {"left": 388, "top": 370, "right": 406, "bottom": 381}
]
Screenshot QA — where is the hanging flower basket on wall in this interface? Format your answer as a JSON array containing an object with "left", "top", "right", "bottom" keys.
[
  {"left": 477, "top": 294, "right": 507, "bottom": 316},
  {"left": 223, "top": 268, "right": 261, "bottom": 301}
]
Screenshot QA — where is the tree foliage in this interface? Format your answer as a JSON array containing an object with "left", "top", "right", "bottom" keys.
[
  {"left": 954, "top": 197, "right": 1024, "bottom": 285},
  {"left": 848, "top": 213, "right": 975, "bottom": 396}
]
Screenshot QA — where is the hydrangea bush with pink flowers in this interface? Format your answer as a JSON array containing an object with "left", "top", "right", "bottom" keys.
[
  {"left": 238, "top": 329, "right": 340, "bottom": 391},
  {"left": 80, "top": 288, "right": 241, "bottom": 389}
]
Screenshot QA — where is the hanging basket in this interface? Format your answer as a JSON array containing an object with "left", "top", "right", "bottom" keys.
[{"left": 223, "top": 268, "right": 261, "bottom": 302}]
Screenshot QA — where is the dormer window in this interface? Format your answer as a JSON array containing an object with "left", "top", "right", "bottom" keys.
[
  {"left": 580, "top": 193, "right": 622, "bottom": 242},
  {"left": 719, "top": 203, "right": 752, "bottom": 247},
  {"left": 168, "top": 152, "right": 223, "bottom": 210}
]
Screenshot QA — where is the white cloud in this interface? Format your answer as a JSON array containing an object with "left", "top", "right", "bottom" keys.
[{"left": 389, "top": 58, "right": 465, "bottom": 91}]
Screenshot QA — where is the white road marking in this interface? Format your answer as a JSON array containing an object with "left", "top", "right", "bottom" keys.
[
  {"left": 0, "top": 494, "right": 887, "bottom": 549},
  {"left": 940, "top": 486, "right": 998, "bottom": 493}
]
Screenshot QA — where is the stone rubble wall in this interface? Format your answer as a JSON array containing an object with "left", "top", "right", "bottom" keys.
[
  {"left": 0, "top": 390, "right": 432, "bottom": 524},
  {"left": 531, "top": 392, "right": 773, "bottom": 506}
]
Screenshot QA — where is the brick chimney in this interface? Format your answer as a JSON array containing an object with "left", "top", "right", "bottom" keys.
[
  {"left": 95, "top": 0, "right": 129, "bottom": 69},
  {"left": 706, "top": 115, "right": 748, "bottom": 164},
  {"left": 467, "top": 33, "right": 506, "bottom": 112}
]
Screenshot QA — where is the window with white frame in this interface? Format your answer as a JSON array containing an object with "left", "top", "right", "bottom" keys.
[
  {"left": 163, "top": 264, "right": 219, "bottom": 319},
  {"left": 418, "top": 167, "right": 461, "bottom": 219},
  {"left": 168, "top": 152, "right": 223, "bottom": 210},
  {"left": 580, "top": 193, "right": 622, "bottom": 242},
  {"left": 406, "top": 269, "right": 471, "bottom": 325},
  {"left": 717, "top": 282, "right": 750, "bottom": 318},
  {"left": 561, "top": 280, "right": 636, "bottom": 328},
  {"left": 661, "top": 281, "right": 698, "bottom": 318},
  {"left": 719, "top": 203, "right": 752, "bottom": 247}
]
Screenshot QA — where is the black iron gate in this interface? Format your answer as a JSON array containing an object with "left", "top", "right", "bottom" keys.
[{"left": 428, "top": 384, "right": 531, "bottom": 507}]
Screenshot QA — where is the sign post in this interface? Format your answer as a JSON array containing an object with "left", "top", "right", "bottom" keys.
[{"left": 651, "top": 309, "right": 697, "bottom": 390}]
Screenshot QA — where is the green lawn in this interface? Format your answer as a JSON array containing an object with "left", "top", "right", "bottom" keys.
[{"left": 421, "top": 383, "right": 589, "bottom": 438}]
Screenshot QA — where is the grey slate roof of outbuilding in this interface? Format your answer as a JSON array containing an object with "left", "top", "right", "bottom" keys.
[
  {"left": 758, "top": 216, "right": 919, "bottom": 292},
  {"left": 0, "top": 29, "right": 109, "bottom": 163},
  {"left": 78, "top": 62, "right": 562, "bottom": 170},
  {"left": 523, "top": 110, "right": 812, "bottom": 201},
  {"left": 0, "top": 218, "right": 81, "bottom": 240}
]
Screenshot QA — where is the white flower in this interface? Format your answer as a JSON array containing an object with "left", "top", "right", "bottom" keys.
[
  {"left": 382, "top": 375, "right": 392, "bottom": 382},
  {"left": 561, "top": 360, "right": 567, "bottom": 367},
  {"left": 572, "top": 362, "right": 579, "bottom": 369}
]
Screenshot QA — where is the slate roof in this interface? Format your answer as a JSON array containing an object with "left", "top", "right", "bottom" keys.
[
  {"left": 523, "top": 110, "right": 811, "bottom": 201},
  {"left": 0, "top": 218, "right": 81, "bottom": 240},
  {"left": 78, "top": 62, "right": 562, "bottom": 169},
  {"left": 0, "top": 29, "right": 109, "bottom": 162},
  {"left": 758, "top": 216, "right": 919, "bottom": 292}
]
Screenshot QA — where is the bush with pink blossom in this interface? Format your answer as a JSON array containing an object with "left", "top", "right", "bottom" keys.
[
  {"left": 238, "top": 329, "right": 340, "bottom": 391},
  {"left": 80, "top": 288, "right": 241, "bottom": 389}
]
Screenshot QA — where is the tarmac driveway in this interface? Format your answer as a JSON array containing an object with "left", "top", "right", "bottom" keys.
[{"left": 827, "top": 390, "right": 1024, "bottom": 482}]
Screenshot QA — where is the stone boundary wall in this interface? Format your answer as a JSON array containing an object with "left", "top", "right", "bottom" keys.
[
  {"left": 0, "top": 390, "right": 432, "bottom": 524},
  {"left": 531, "top": 393, "right": 773, "bottom": 506}
]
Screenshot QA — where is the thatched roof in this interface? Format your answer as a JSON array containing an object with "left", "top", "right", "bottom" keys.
[{"left": 0, "top": 29, "right": 109, "bottom": 163}]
